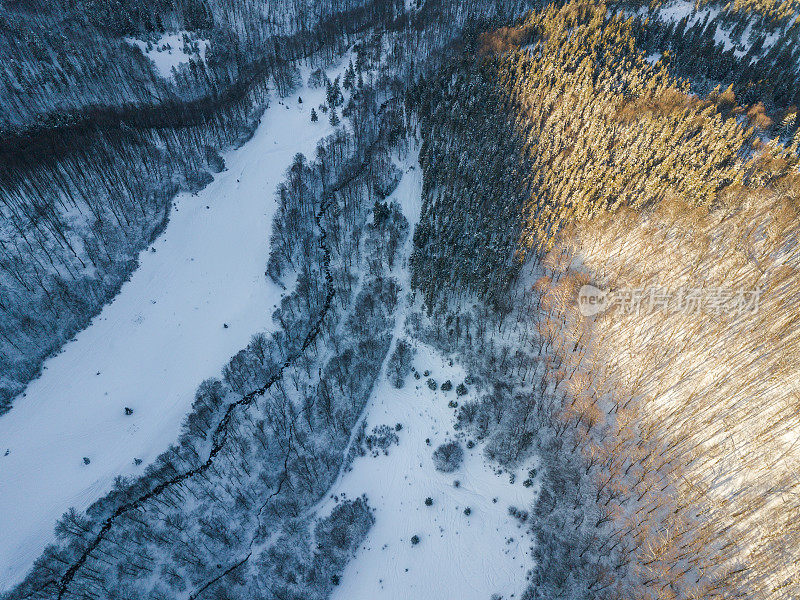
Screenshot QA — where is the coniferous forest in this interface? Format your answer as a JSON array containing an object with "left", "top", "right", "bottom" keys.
[{"left": 1, "top": 0, "right": 799, "bottom": 598}]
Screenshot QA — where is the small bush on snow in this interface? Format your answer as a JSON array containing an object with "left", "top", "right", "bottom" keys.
[{"left": 432, "top": 441, "right": 464, "bottom": 472}]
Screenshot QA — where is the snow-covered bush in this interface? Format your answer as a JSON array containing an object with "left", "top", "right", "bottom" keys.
[
  {"left": 307, "top": 68, "right": 327, "bottom": 88},
  {"left": 432, "top": 440, "right": 464, "bottom": 472},
  {"left": 364, "top": 424, "right": 399, "bottom": 456}
]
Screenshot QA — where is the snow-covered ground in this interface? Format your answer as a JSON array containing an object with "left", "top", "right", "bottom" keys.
[
  {"left": 324, "top": 345, "right": 534, "bottom": 600},
  {"left": 313, "top": 160, "right": 534, "bottom": 599},
  {"left": 652, "top": 0, "right": 785, "bottom": 59},
  {"left": 0, "top": 69, "right": 337, "bottom": 591},
  {"left": 126, "top": 32, "right": 209, "bottom": 79}
]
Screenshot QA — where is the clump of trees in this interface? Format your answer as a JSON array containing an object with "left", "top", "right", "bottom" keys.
[
  {"left": 255, "top": 496, "right": 374, "bottom": 600},
  {"left": 386, "top": 339, "right": 415, "bottom": 388}
]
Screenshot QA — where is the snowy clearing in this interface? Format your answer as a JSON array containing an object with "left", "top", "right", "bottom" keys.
[
  {"left": 126, "top": 32, "right": 209, "bottom": 79},
  {"left": 0, "top": 70, "right": 337, "bottom": 591},
  {"left": 323, "top": 344, "right": 534, "bottom": 600}
]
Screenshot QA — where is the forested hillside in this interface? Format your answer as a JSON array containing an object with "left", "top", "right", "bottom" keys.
[
  {"left": 409, "top": 2, "right": 800, "bottom": 598},
  {"left": 411, "top": 0, "right": 799, "bottom": 309},
  {"left": 3, "top": 0, "right": 800, "bottom": 598},
  {"left": 1, "top": 0, "right": 528, "bottom": 412},
  {"left": 0, "top": 0, "right": 538, "bottom": 596},
  {"left": 0, "top": 0, "right": 376, "bottom": 411}
]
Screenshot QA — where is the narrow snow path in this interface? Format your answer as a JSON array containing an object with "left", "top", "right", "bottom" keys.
[{"left": 0, "top": 74, "right": 334, "bottom": 590}]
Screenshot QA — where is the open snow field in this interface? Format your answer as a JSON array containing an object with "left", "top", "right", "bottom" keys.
[
  {"left": 126, "top": 32, "right": 210, "bottom": 79},
  {"left": 324, "top": 344, "right": 534, "bottom": 600},
  {"left": 0, "top": 69, "right": 338, "bottom": 590}
]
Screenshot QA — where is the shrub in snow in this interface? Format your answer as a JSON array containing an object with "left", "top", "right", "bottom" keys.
[
  {"left": 82, "top": 457, "right": 91, "bottom": 465},
  {"left": 425, "top": 497, "right": 433, "bottom": 506},
  {"left": 463, "top": 507, "right": 471, "bottom": 516},
  {"left": 387, "top": 339, "right": 415, "bottom": 388},
  {"left": 411, "top": 534, "right": 420, "bottom": 545},
  {"left": 456, "top": 382, "right": 468, "bottom": 396},
  {"left": 441, "top": 379, "right": 453, "bottom": 391},
  {"left": 364, "top": 425, "right": 399, "bottom": 456},
  {"left": 432, "top": 441, "right": 463, "bottom": 472},
  {"left": 457, "top": 401, "right": 479, "bottom": 424},
  {"left": 426, "top": 378, "right": 437, "bottom": 390},
  {"left": 204, "top": 147, "right": 226, "bottom": 173},
  {"left": 124, "top": 406, "right": 133, "bottom": 415},
  {"left": 508, "top": 506, "right": 529, "bottom": 524}
]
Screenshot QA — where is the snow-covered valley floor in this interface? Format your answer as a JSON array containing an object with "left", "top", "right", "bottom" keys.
[{"left": 0, "top": 73, "right": 336, "bottom": 591}]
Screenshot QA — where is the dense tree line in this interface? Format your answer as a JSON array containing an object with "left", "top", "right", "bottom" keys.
[{"left": 408, "top": 43, "right": 531, "bottom": 309}]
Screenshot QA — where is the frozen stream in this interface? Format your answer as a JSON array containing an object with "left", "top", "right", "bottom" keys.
[{"left": 0, "top": 75, "right": 336, "bottom": 590}]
